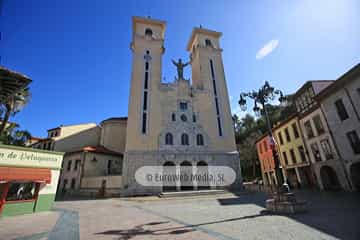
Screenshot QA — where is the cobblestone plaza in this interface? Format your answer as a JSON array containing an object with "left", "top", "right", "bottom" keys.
[{"left": 1, "top": 191, "right": 359, "bottom": 240}]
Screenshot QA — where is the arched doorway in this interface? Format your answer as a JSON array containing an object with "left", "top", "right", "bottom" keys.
[
  {"left": 350, "top": 162, "right": 360, "bottom": 191},
  {"left": 197, "top": 161, "right": 210, "bottom": 190},
  {"left": 162, "top": 161, "right": 176, "bottom": 192},
  {"left": 298, "top": 167, "right": 315, "bottom": 188},
  {"left": 286, "top": 169, "right": 299, "bottom": 189},
  {"left": 320, "top": 166, "right": 341, "bottom": 191},
  {"left": 180, "top": 161, "right": 193, "bottom": 191}
]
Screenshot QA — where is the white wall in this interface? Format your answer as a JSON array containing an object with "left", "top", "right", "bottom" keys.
[{"left": 54, "top": 126, "right": 101, "bottom": 152}]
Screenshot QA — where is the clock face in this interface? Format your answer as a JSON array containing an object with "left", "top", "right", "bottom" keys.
[{"left": 180, "top": 114, "right": 187, "bottom": 122}]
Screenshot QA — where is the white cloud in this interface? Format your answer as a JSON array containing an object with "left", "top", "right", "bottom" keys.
[{"left": 256, "top": 39, "right": 279, "bottom": 60}]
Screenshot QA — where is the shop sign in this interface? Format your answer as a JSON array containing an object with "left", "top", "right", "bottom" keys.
[{"left": 0, "top": 145, "right": 63, "bottom": 169}]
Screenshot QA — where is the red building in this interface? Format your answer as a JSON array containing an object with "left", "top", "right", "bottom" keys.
[{"left": 256, "top": 134, "right": 277, "bottom": 185}]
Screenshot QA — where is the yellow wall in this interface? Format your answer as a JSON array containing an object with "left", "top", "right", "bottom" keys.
[
  {"left": 273, "top": 116, "right": 309, "bottom": 167},
  {"left": 189, "top": 28, "right": 236, "bottom": 151},
  {"left": 100, "top": 119, "right": 127, "bottom": 153},
  {"left": 125, "top": 17, "right": 236, "bottom": 153}
]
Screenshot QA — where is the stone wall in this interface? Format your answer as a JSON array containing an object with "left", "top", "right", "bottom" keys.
[
  {"left": 122, "top": 150, "right": 242, "bottom": 196},
  {"left": 80, "top": 176, "right": 122, "bottom": 197}
]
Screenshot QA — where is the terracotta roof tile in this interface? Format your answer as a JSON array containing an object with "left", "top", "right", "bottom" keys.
[{"left": 68, "top": 145, "right": 123, "bottom": 156}]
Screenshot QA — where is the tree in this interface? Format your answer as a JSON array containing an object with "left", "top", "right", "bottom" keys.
[
  {"left": 234, "top": 100, "right": 296, "bottom": 181},
  {"left": 238, "top": 131, "right": 262, "bottom": 181},
  {"left": 234, "top": 114, "right": 262, "bottom": 181},
  {"left": 235, "top": 114, "right": 257, "bottom": 143},
  {"left": 0, "top": 88, "right": 30, "bottom": 135},
  {"left": 0, "top": 123, "right": 32, "bottom": 146}
]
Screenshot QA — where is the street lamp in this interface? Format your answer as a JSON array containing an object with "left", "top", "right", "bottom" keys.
[
  {"left": 238, "top": 81, "right": 307, "bottom": 214},
  {"left": 253, "top": 101, "right": 261, "bottom": 117},
  {"left": 238, "top": 81, "right": 287, "bottom": 187},
  {"left": 238, "top": 95, "right": 247, "bottom": 111}
]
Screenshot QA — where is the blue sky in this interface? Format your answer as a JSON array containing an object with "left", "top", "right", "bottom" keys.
[{"left": 1, "top": 0, "right": 359, "bottom": 137}]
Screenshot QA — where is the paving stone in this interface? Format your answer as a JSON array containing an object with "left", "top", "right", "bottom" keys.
[{"left": 0, "top": 190, "right": 359, "bottom": 240}]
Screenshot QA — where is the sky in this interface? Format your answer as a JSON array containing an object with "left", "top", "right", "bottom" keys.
[{"left": 1, "top": 0, "right": 359, "bottom": 137}]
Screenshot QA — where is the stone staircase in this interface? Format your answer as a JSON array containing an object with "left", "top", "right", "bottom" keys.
[{"left": 159, "top": 189, "right": 227, "bottom": 198}]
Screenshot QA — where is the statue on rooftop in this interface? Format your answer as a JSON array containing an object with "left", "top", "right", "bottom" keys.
[{"left": 172, "top": 58, "right": 189, "bottom": 80}]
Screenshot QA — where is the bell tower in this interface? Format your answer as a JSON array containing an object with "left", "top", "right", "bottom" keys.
[
  {"left": 125, "top": 16, "right": 166, "bottom": 151},
  {"left": 187, "top": 27, "right": 236, "bottom": 151},
  {"left": 123, "top": 19, "right": 242, "bottom": 196}
]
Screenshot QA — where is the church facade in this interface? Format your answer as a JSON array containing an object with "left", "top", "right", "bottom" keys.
[{"left": 122, "top": 17, "right": 242, "bottom": 196}]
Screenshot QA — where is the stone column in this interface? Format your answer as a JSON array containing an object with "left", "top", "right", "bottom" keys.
[
  {"left": 295, "top": 167, "right": 303, "bottom": 185},
  {"left": 266, "top": 172, "right": 272, "bottom": 185},
  {"left": 273, "top": 171, "right": 278, "bottom": 185},
  {"left": 176, "top": 165, "right": 181, "bottom": 192},
  {"left": 192, "top": 165, "right": 197, "bottom": 191},
  {"left": 281, "top": 168, "right": 287, "bottom": 183}
]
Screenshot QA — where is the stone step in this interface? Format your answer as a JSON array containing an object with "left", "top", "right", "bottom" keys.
[{"left": 159, "top": 189, "right": 227, "bottom": 198}]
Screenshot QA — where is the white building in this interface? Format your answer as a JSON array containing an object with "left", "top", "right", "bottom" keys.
[
  {"left": 316, "top": 64, "right": 360, "bottom": 191},
  {"left": 294, "top": 80, "right": 352, "bottom": 191},
  {"left": 33, "top": 118, "right": 127, "bottom": 197}
]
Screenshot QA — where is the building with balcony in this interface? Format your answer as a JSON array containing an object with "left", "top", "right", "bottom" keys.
[
  {"left": 295, "top": 80, "right": 351, "bottom": 191},
  {"left": 316, "top": 63, "right": 360, "bottom": 191},
  {"left": 273, "top": 115, "right": 316, "bottom": 189}
]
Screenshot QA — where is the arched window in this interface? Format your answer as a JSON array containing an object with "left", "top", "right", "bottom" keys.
[
  {"left": 193, "top": 114, "right": 196, "bottom": 122},
  {"left": 181, "top": 133, "right": 189, "bottom": 145},
  {"left": 145, "top": 28, "right": 153, "bottom": 37},
  {"left": 165, "top": 133, "right": 173, "bottom": 145},
  {"left": 205, "top": 39, "right": 212, "bottom": 47},
  {"left": 197, "top": 134, "right": 204, "bottom": 146},
  {"left": 180, "top": 114, "right": 187, "bottom": 122},
  {"left": 172, "top": 113, "right": 176, "bottom": 121}
]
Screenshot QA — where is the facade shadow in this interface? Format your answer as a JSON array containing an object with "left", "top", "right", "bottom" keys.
[
  {"left": 288, "top": 190, "right": 360, "bottom": 240},
  {"left": 95, "top": 212, "right": 270, "bottom": 239},
  {"left": 223, "top": 190, "right": 360, "bottom": 240},
  {"left": 95, "top": 221, "right": 195, "bottom": 240},
  {"left": 218, "top": 192, "right": 267, "bottom": 207}
]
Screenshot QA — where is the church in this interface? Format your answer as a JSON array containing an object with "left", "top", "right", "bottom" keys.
[
  {"left": 32, "top": 16, "right": 242, "bottom": 197},
  {"left": 122, "top": 16, "right": 242, "bottom": 196}
]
